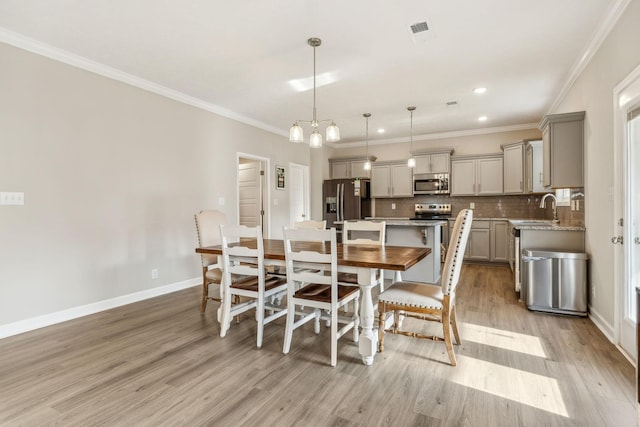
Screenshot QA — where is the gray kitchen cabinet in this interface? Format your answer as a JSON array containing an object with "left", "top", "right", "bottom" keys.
[
  {"left": 451, "top": 155, "right": 503, "bottom": 196},
  {"left": 539, "top": 111, "right": 585, "bottom": 188},
  {"left": 467, "top": 220, "right": 491, "bottom": 261},
  {"left": 329, "top": 156, "right": 377, "bottom": 179},
  {"left": 414, "top": 151, "right": 451, "bottom": 174},
  {"left": 331, "top": 161, "right": 350, "bottom": 179},
  {"left": 502, "top": 142, "right": 524, "bottom": 194},
  {"left": 491, "top": 220, "right": 509, "bottom": 262},
  {"left": 371, "top": 163, "right": 413, "bottom": 197},
  {"left": 525, "top": 140, "right": 545, "bottom": 193}
]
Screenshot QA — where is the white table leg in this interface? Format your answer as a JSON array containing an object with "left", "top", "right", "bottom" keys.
[{"left": 357, "top": 268, "right": 377, "bottom": 365}]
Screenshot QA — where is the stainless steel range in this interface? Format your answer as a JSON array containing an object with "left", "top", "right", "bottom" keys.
[{"left": 411, "top": 203, "right": 452, "bottom": 220}]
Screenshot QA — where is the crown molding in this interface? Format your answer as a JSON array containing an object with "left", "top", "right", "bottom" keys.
[
  {"left": 330, "top": 122, "right": 540, "bottom": 149},
  {"left": 0, "top": 27, "right": 288, "bottom": 138},
  {"left": 546, "top": 0, "right": 632, "bottom": 114}
]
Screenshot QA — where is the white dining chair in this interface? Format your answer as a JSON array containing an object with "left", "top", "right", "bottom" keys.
[
  {"left": 377, "top": 209, "right": 473, "bottom": 366},
  {"left": 282, "top": 227, "right": 360, "bottom": 367},
  {"left": 292, "top": 219, "right": 326, "bottom": 230},
  {"left": 219, "top": 224, "right": 288, "bottom": 348},
  {"left": 340, "top": 220, "right": 387, "bottom": 291}
]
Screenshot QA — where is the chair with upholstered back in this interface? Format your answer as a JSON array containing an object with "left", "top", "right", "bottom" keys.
[
  {"left": 194, "top": 210, "right": 228, "bottom": 315},
  {"left": 377, "top": 209, "right": 473, "bottom": 366},
  {"left": 282, "top": 227, "right": 360, "bottom": 367},
  {"left": 340, "top": 220, "right": 386, "bottom": 291},
  {"left": 219, "top": 224, "right": 288, "bottom": 348},
  {"left": 292, "top": 220, "right": 326, "bottom": 230}
]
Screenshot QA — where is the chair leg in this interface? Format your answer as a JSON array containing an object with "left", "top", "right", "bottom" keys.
[
  {"left": 200, "top": 279, "right": 209, "bottom": 314},
  {"left": 451, "top": 304, "right": 461, "bottom": 345},
  {"left": 256, "top": 296, "right": 264, "bottom": 348},
  {"left": 377, "top": 303, "right": 386, "bottom": 352},
  {"left": 442, "top": 308, "right": 457, "bottom": 366},
  {"left": 352, "top": 297, "right": 360, "bottom": 343},
  {"left": 283, "top": 300, "right": 295, "bottom": 355},
  {"left": 331, "top": 306, "right": 338, "bottom": 367},
  {"left": 220, "top": 290, "right": 233, "bottom": 338},
  {"left": 314, "top": 309, "right": 321, "bottom": 334}
]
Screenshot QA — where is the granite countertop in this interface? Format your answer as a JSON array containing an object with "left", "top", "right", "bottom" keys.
[
  {"left": 364, "top": 217, "right": 446, "bottom": 226},
  {"left": 507, "top": 219, "right": 586, "bottom": 231}
]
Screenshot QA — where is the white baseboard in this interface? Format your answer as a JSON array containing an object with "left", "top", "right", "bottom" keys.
[
  {"left": 0, "top": 277, "right": 200, "bottom": 340},
  {"left": 588, "top": 305, "right": 615, "bottom": 342}
]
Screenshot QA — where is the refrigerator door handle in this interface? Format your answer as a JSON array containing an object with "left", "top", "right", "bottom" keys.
[
  {"left": 340, "top": 183, "right": 345, "bottom": 222},
  {"left": 336, "top": 183, "right": 341, "bottom": 222}
]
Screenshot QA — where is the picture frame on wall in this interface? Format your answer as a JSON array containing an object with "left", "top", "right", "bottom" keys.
[{"left": 276, "top": 165, "right": 285, "bottom": 190}]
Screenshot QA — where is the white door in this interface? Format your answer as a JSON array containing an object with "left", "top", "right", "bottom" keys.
[
  {"left": 289, "top": 163, "right": 310, "bottom": 223},
  {"left": 614, "top": 66, "right": 640, "bottom": 362},
  {"left": 238, "top": 160, "right": 262, "bottom": 229}
]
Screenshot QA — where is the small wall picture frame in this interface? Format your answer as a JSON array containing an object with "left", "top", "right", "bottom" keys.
[{"left": 276, "top": 165, "right": 285, "bottom": 190}]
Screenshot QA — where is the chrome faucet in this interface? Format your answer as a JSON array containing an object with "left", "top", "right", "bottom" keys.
[{"left": 540, "top": 193, "right": 559, "bottom": 223}]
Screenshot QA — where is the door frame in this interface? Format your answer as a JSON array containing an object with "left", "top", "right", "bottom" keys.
[
  {"left": 613, "top": 62, "right": 640, "bottom": 363},
  {"left": 237, "top": 152, "right": 270, "bottom": 238},
  {"left": 288, "top": 162, "right": 310, "bottom": 224}
]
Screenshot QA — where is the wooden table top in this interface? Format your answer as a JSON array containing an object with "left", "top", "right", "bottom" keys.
[{"left": 196, "top": 239, "right": 430, "bottom": 271}]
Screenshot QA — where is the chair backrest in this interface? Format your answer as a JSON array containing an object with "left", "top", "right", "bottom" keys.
[
  {"left": 219, "top": 224, "right": 264, "bottom": 286},
  {"left": 195, "top": 210, "right": 228, "bottom": 268},
  {"left": 343, "top": 220, "right": 386, "bottom": 245},
  {"left": 441, "top": 209, "right": 473, "bottom": 295},
  {"left": 283, "top": 227, "right": 338, "bottom": 299},
  {"left": 292, "top": 220, "right": 327, "bottom": 230}
]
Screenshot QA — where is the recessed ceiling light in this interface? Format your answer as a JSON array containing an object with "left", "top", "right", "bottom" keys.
[
  {"left": 478, "top": 115, "right": 488, "bottom": 122},
  {"left": 473, "top": 87, "right": 487, "bottom": 94},
  {"left": 377, "top": 128, "right": 385, "bottom": 134}
]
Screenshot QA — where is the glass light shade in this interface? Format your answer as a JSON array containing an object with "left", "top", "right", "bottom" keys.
[
  {"left": 289, "top": 123, "right": 304, "bottom": 143},
  {"left": 407, "top": 157, "right": 416, "bottom": 168},
  {"left": 310, "top": 130, "right": 323, "bottom": 148},
  {"left": 326, "top": 122, "right": 340, "bottom": 142},
  {"left": 363, "top": 160, "right": 371, "bottom": 171}
]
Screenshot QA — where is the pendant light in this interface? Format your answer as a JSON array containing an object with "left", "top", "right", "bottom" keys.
[
  {"left": 289, "top": 38, "right": 340, "bottom": 148},
  {"left": 407, "top": 106, "right": 416, "bottom": 168},
  {"left": 363, "top": 113, "right": 372, "bottom": 170}
]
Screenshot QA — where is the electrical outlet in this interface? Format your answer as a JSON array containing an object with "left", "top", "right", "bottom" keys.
[
  {"left": 391, "top": 203, "right": 396, "bottom": 210},
  {"left": 218, "top": 197, "right": 225, "bottom": 206},
  {"left": 470, "top": 202, "right": 475, "bottom": 209},
  {"left": 151, "top": 269, "right": 158, "bottom": 279}
]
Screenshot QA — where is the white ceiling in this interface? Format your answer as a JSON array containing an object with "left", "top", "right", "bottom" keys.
[{"left": 0, "top": 0, "right": 623, "bottom": 145}]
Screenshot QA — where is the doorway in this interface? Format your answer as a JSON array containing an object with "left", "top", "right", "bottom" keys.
[
  {"left": 289, "top": 163, "right": 310, "bottom": 224},
  {"left": 237, "top": 154, "right": 270, "bottom": 237},
  {"left": 614, "top": 64, "right": 640, "bottom": 363}
]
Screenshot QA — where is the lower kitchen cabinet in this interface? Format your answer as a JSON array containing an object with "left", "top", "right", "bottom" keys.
[{"left": 449, "top": 218, "right": 509, "bottom": 263}]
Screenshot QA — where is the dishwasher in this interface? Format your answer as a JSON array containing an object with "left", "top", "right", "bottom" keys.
[{"left": 522, "top": 249, "right": 589, "bottom": 316}]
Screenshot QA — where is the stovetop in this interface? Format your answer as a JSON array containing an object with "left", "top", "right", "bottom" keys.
[{"left": 411, "top": 203, "right": 451, "bottom": 220}]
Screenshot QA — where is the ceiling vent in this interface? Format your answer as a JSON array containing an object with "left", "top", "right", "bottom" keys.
[{"left": 408, "top": 20, "right": 434, "bottom": 44}]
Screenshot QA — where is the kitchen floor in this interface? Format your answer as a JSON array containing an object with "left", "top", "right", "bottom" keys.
[{"left": 0, "top": 264, "right": 635, "bottom": 426}]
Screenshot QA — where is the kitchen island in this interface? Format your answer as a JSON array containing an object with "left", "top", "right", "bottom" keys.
[{"left": 365, "top": 217, "right": 445, "bottom": 284}]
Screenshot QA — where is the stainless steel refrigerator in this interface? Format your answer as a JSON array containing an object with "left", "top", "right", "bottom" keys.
[{"left": 322, "top": 179, "right": 371, "bottom": 232}]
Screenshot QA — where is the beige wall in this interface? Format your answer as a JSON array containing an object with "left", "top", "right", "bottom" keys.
[
  {"left": 0, "top": 42, "right": 309, "bottom": 326},
  {"left": 550, "top": 0, "right": 640, "bottom": 328}
]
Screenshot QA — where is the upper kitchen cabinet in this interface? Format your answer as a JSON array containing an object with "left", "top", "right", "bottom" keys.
[
  {"left": 539, "top": 111, "right": 585, "bottom": 188},
  {"left": 371, "top": 162, "right": 414, "bottom": 198},
  {"left": 451, "top": 154, "right": 503, "bottom": 196},
  {"left": 413, "top": 149, "right": 453, "bottom": 174},
  {"left": 329, "top": 157, "right": 377, "bottom": 179},
  {"left": 502, "top": 142, "right": 525, "bottom": 194},
  {"left": 525, "top": 140, "right": 545, "bottom": 193}
]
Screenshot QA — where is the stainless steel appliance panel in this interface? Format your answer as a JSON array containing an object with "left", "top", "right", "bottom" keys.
[{"left": 413, "top": 173, "right": 450, "bottom": 195}]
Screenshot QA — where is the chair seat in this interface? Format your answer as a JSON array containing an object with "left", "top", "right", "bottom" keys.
[
  {"left": 205, "top": 268, "right": 223, "bottom": 282},
  {"left": 337, "top": 272, "right": 357, "bottom": 283},
  {"left": 230, "top": 274, "right": 287, "bottom": 292},
  {"left": 294, "top": 283, "right": 360, "bottom": 303},
  {"left": 378, "top": 281, "right": 446, "bottom": 310}
]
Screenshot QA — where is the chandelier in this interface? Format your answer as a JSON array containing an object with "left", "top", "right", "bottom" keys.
[
  {"left": 407, "top": 106, "right": 416, "bottom": 168},
  {"left": 289, "top": 38, "right": 340, "bottom": 148}
]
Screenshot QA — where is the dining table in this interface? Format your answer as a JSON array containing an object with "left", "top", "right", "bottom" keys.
[{"left": 196, "top": 239, "right": 430, "bottom": 365}]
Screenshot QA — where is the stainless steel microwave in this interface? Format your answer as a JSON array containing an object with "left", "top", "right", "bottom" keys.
[{"left": 413, "top": 173, "right": 450, "bottom": 195}]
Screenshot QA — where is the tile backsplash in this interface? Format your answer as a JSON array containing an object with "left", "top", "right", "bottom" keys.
[{"left": 373, "top": 189, "right": 585, "bottom": 225}]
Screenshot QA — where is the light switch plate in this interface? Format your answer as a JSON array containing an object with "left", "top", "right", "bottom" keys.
[
  {"left": 0, "top": 192, "right": 24, "bottom": 205},
  {"left": 218, "top": 197, "right": 225, "bottom": 206}
]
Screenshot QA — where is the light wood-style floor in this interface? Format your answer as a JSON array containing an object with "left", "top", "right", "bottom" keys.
[{"left": 0, "top": 264, "right": 635, "bottom": 426}]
